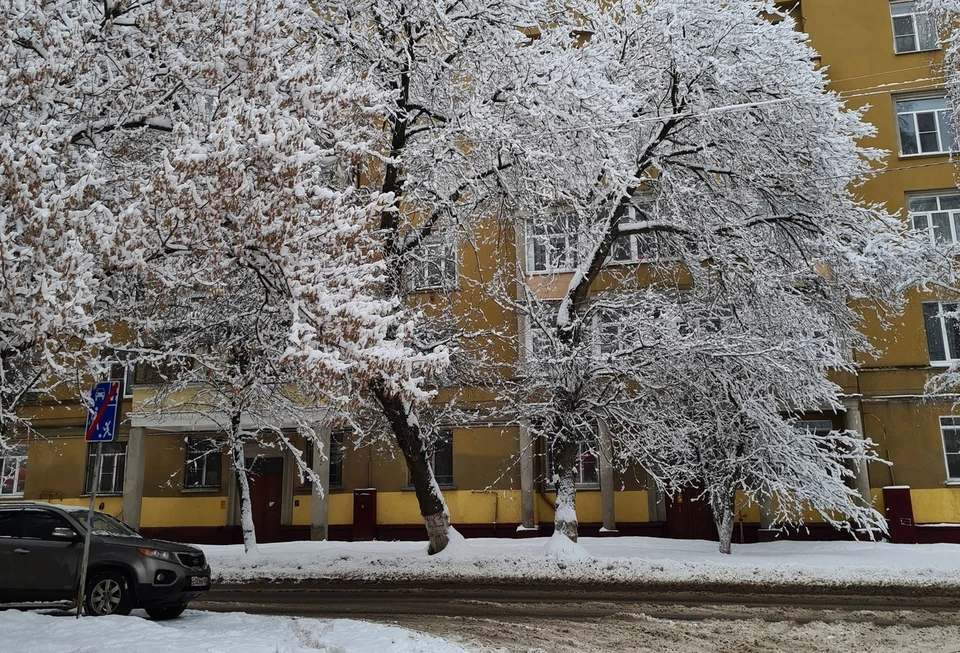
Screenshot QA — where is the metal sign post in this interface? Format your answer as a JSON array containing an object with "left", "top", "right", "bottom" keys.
[{"left": 75, "top": 380, "right": 121, "bottom": 618}]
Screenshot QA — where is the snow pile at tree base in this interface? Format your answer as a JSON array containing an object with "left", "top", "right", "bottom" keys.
[
  {"left": 0, "top": 609, "right": 465, "bottom": 653},
  {"left": 541, "top": 531, "right": 592, "bottom": 559},
  {"left": 434, "top": 527, "right": 471, "bottom": 557},
  {"left": 201, "top": 535, "right": 960, "bottom": 589}
]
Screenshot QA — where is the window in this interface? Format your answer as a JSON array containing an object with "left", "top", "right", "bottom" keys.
[
  {"left": 109, "top": 362, "right": 135, "bottom": 399},
  {"left": 329, "top": 432, "right": 344, "bottom": 488},
  {"left": 526, "top": 214, "right": 579, "bottom": 273},
  {"left": 544, "top": 437, "right": 599, "bottom": 487},
  {"left": 609, "top": 207, "right": 652, "bottom": 265},
  {"left": 794, "top": 420, "right": 833, "bottom": 437},
  {"left": 891, "top": 1, "right": 938, "bottom": 54},
  {"left": 0, "top": 446, "right": 27, "bottom": 497},
  {"left": 409, "top": 235, "right": 457, "bottom": 291},
  {"left": 183, "top": 438, "right": 222, "bottom": 489},
  {"left": 909, "top": 193, "right": 960, "bottom": 245},
  {"left": 896, "top": 96, "right": 957, "bottom": 156},
  {"left": 923, "top": 301, "right": 960, "bottom": 365},
  {"left": 21, "top": 510, "right": 72, "bottom": 540},
  {"left": 84, "top": 441, "right": 126, "bottom": 495},
  {"left": 939, "top": 417, "right": 960, "bottom": 479},
  {"left": 0, "top": 510, "right": 20, "bottom": 537},
  {"left": 595, "top": 310, "right": 621, "bottom": 356},
  {"left": 431, "top": 430, "right": 454, "bottom": 487}
]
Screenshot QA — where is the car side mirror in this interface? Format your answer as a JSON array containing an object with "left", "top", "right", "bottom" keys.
[{"left": 51, "top": 527, "right": 80, "bottom": 541}]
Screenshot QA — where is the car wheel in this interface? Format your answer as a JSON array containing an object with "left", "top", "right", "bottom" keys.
[
  {"left": 145, "top": 604, "right": 187, "bottom": 621},
  {"left": 84, "top": 570, "right": 134, "bottom": 616}
]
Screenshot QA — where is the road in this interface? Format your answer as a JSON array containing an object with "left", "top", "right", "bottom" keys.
[{"left": 195, "top": 581, "right": 960, "bottom": 652}]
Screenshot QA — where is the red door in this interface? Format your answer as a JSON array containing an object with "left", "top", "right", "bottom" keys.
[
  {"left": 666, "top": 487, "right": 718, "bottom": 541},
  {"left": 246, "top": 458, "right": 284, "bottom": 543}
]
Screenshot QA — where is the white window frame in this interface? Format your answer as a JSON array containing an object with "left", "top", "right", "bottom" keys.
[
  {"left": 607, "top": 207, "right": 645, "bottom": 266},
  {"left": 405, "top": 430, "right": 454, "bottom": 488},
  {"left": 890, "top": 1, "right": 939, "bottom": 54},
  {"left": 923, "top": 301, "right": 960, "bottom": 366},
  {"left": 0, "top": 445, "right": 27, "bottom": 497},
  {"left": 794, "top": 420, "right": 834, "bottom": 437},
  {"left": 594, "top": 310, "right": 621, "bottom": 356},
  {"left": 908, "top": 192, "right": 960, "bottom": 246},
  {"left": 543, "top": 436, "right": 600, "bottom": 488},
  {"left": 896, "top": 95, "right": 957, "bottom": 157},
  {"left": 939, "top": 416, "right": 960, "bottom": 481},
  {"left": 525, "top": 214, "right": 580, "bottom": 274},
  {"left": 84, "top": 442, "right": 126, "bottom": 495},
  {"left": 409, "top": 234, "right": 457, "bottom": 292},
  {"left": 183, "top": 437, "right": 223, "bottom": 490},
  {"left": 522, "top": 310, "right": 558, "bottom": 363}
]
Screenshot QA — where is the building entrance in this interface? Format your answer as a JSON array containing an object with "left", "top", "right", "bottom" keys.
[{"left": 246, "top": 457, "right": 284, "bottom": 543}]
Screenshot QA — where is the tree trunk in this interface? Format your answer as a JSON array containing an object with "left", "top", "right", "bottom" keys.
[
  {"left": 712, "top": 489, "right": 736, "bottom": 555},
  {"left": 371, "top": 380, "right": 450, "bottom": 554},
  {"left": 230, "top": 437, "right": 259, "bottom": 555},
  {"left": 551, "top": 438, "right": 579, "bottom": 542}
]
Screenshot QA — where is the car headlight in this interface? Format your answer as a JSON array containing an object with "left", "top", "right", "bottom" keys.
[{"left": 138, "top": 547, "right": 173, "bottom": 561}]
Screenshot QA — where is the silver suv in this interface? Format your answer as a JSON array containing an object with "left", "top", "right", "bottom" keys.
[{"left": 0, "top": 502, "right": 211, "bottom": 619}]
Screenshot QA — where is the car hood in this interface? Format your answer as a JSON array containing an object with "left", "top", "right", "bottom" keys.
[{"left": 93, "top": 534, "right": 202, "bottom": 554}]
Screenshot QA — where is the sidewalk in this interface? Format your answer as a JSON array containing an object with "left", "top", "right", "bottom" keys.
[{"left": 199, "top": 532, "right": 960, "bottom": 590}]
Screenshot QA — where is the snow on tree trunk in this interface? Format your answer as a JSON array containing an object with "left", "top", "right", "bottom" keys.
[
  {"left": 372, "top": 381, "right": 450, "bottom": 554},
  {"left": 230, "top": 433, "right": 259, "bottom": 556},
  {"left": 551, "top": 438, "right": 579, "bottom": 543},
  {"left": 712, "top": 489, "right": 737, "bottom": 556}
]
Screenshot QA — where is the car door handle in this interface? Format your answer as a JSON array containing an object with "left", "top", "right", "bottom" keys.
[{"left": 14, "top": 548, "right": 30, "bottom": 554}]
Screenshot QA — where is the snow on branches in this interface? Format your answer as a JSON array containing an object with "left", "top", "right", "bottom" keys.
[{"left": 489, "top": 0, "right": 950, "bottom": 546}]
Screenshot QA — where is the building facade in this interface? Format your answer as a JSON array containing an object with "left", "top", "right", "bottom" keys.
[{"left": 2, "top": 0, "right": 960, "bottom": 545}]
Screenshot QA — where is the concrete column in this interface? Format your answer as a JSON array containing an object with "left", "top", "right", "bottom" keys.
[
  {"left": 121, "top": 427, "right": 147, "bottom": 529},
  {"left": 310, "top": 425, "right": 332, "bottom": 541},
  {"left": 518, "top": 420, "right": 537, "bottom": 531},
  {"left": 842, "top": 396, "right": 873, "bottom": 507},
  {"left": 597, "top": 420, "right": 617, "bottom": 532},
  {"left": 646, "top": 475, "right": 667, "bottom": 523}
]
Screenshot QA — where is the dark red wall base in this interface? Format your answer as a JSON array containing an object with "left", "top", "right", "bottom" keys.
[{"left": 139, "top": 520, "right": 960, "bottom": 546}]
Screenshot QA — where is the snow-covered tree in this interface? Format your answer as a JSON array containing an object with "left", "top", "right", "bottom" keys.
[
  {"left": 305, "top": 0, "right": 551, "bottom": 553},
  {"left": 488, "top": 0, "right": 949, "bottom": 544},
  {"left": 0, "top": 3, "right": 124, "bottom": 449},
  {"left": 4, "top": 0, "right": 435, "bottom": 551}
]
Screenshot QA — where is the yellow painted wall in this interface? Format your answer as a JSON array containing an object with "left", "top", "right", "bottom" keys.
[
  {"left": 139, "top": 496, "right": 229, "bottom": 528},
  {"left": 538, "top": 490, "right": 649, "bottom": 524},
  {"left": 911, "top": 488, "right": 960, "bottom": 523}
]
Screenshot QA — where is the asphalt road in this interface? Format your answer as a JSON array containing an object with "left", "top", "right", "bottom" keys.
[{"left": 194, "top": 581, "right": 960, "bottom": 652}]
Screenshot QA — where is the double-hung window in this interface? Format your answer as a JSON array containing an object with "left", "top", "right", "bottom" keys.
[
  {"left": 0, "top": 445, "right": 27, "bottom": 496},
  {"left": 544, "top": 437, "right": 599, "bottom": 487},
  {"left": 183, "top": 438, "right": 222, "bottom": 489},
  {"left": 431, "top": 430, "right": 454, "bottom": 487},
  {"left": 923, "top": 301, "right": 960, "bottom": 365},
  {"left": 939, "top": 417, "right": 960, "bottom": 480},
  {"left": 524, "top": 310, "right": 558, "bottom": 362},
  {"left": 84, "top": 442, "right": 127, "bottom": 495},
  {"left": 890, "top": 1, "right": 939, "bottom": 54},
  {"left": 409, "top": 234, "right": 457, "bottom": 291},
  {"left": 909, "top": 194, "right": 960, "bottom": 245},
  {"left": 526, "top": 214, "right": 579, "bottom": 273},
  {"left": 595, "top": 310, "right": 621, "bottom": 356},
  {"left": 896, "top": 96, "right": 957, "bottom": 156}
]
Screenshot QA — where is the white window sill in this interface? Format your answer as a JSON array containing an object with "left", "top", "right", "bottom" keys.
[
  {"left": 894, "top": 47, "right": 941, "bottom": 56},
  {"left": 929, "top": 360, "right": 956, "bottom": 368},
  {"left": 181, "top": 487, "right": 222, "bottom": 493},
  {"left": 0, "top": 494, "right": 25, "bottom": 500},
  {"left": 945, "top": 480, "right": 960, "bottom": 487},
  {"left": 898, "top": 151, "right": 957, "bottom": 160},
  {"left": 526, "top": 268, "right": 577, "bottom": 276}
]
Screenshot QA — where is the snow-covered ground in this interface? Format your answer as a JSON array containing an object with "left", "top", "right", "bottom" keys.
[
  {"left": 0, "top": 609, "right": 466, "bottom": 653},
  {"left": 201, "top": 532, "right": 960, "bottom": 588}
]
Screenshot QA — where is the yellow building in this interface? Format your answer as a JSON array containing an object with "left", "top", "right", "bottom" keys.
[{"left": 2, "top": 0, "right": 959, "bottom": 545}]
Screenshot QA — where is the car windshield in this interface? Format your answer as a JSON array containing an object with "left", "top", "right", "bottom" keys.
[{"left": 66, "top": 509, "right": 141, "bottom": 538}]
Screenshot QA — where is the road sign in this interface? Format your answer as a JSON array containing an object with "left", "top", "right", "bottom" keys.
[{"left": 85, "top": 381, "right": 120, "bottom": 443}]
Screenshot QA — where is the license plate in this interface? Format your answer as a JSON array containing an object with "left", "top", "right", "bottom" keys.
[{"left": 190, "top": 576, "right": 210, "bottom": 588}]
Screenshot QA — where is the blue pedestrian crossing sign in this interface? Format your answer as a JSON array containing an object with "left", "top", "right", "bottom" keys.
[{"left": 85, "top": 381, "right": 121, "bottom": 443}]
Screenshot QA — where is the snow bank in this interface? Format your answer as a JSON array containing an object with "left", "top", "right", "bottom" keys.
[
  {"left": 541, "top": 531, "right": 592, "bottom": 559},
  {"left": 200, "top": 535, "right": 960, "bottom": 589},
  {"left": 0, "top": 609, "right": 466, "bottom": 653}
]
